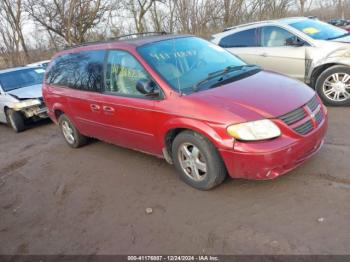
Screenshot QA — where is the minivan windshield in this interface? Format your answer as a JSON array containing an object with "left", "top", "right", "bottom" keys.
[
  {"left": 290, "top": 19, "right": 349, "bottom": 40},
  {"left": 0, "top": 67, "right": 45, "bottom": 91},
  {"left": 138, "top": 37, "right": 256, "bottom": 94}
]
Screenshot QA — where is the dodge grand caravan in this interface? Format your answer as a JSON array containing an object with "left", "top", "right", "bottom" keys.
[{"left": 43, "top": 34, "right": 328, "bottom": 190}]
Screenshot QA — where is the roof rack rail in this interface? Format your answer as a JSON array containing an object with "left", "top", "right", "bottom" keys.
[
  {"left": 64, "top": 31, "right": 168, "bottom": 50},
  {"left": 112, "top": 31, "right": 168, "bottom": 40}
]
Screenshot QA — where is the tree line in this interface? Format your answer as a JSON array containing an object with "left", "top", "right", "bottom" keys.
[{"left": 0, "top": 0, "right": 349, "bottom": 68}]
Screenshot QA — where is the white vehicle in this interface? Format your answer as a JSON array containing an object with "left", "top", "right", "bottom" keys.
[
  {"left": 26, "top": 60, "right": 50, "bottom": 69},
  {"left": 0, "top": 66, "right": 48, "bottom": 132},
  {"left": 212, "top": 17, "right": 350, "bottom": 106}
]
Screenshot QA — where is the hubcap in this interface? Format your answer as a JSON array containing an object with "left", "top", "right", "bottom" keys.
[
  {"left": 61, "top": 120, "right": 75, "bottom": 144},
  {"left": 178, "top": 143, "right": 207, "bottom": 182},
  {"left": 323, "top": 72, "right": 350, "bottom": 102}
]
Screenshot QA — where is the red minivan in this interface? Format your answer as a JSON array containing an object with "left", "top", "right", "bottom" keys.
[{"left": 43, "top": 34, "right": 328, "bottom": 190}]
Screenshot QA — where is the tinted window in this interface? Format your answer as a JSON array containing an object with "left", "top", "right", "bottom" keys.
[
  {"left": 260, "top": 26, "right": 296, "bottom": 47},
  {"left": 105, "top": 50, "right": 151, "bottom": 97},
  {"left": 46, "top": 50, "right": 105, "bottom": 92},
  {"left": 0, "top": 68, "right": 45, "bottom": 91},
  {"left": 219, "top": 29, "right": 258, "bottom": 48}
]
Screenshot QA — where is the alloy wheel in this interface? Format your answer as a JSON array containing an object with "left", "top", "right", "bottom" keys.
[
  {"left": 322, "top": 72, "right": 350, "bottom": 102},
  {"left": 178, "top": 143, "right": 207, "bottom": 182},
  {"left": 61, "top": 120, "right": 75, "bottom": 144}
]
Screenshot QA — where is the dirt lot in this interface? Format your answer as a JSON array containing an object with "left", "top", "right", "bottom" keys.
[{"left": 0, "top": 107, "right": 349, "bottom": 255}]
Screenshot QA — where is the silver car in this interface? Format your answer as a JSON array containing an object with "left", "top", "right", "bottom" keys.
[
  {"left": 0, "top": 66, "right": 48, "bottom": 132},
  {"left": 211, "top": 17, "right": 350, "bottom": 106}
]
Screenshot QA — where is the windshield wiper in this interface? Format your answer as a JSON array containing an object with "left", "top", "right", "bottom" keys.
[
  {"left": 327, "top": 33, "right": 350, "bottom": 40},
  {"left": 192, "top": 64, "right": 258, "bottom": 92}
]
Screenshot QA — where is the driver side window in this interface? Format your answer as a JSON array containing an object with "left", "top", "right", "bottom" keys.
[
  {"left": 105, "top": 50, "right": 150, "bottom": 97},
  {"left": 260, "top": 26, "right": 296, "bottom": 47}
]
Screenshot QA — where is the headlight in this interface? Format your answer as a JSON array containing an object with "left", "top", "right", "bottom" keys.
[
  {"left": 13, "top": 99, "right": 41, "bottom": 110},
  {"left": 227, "top": 119, "right": 281, "bottom": 141}
]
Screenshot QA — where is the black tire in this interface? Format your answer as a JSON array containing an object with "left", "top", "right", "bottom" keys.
[
  {"left": 315, "top": 65, "right": 350, "bottom": 106},
  {"left": 172, "top": 130, "right": 227, "bottom": 190},
  {"left": 58, "top": 114, "right": 87, "bottom": 148},
  {"left": 6, "top": 109, "right": 25, "bottom": 132}
]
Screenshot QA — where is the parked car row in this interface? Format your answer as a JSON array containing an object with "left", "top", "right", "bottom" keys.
[
  {"left": 1, "top": 17, "right": 337, "bottom": 190},
  {"left": 328, "top": 18, "right": 350, "bottom": 27}
]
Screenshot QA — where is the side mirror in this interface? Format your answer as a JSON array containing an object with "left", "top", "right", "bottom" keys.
[
  {"left": 136, "top": 79, "right": 160, "bottom": 97},
  {"left": 286, "top": 37, "right": 305, "bottom": 47}
]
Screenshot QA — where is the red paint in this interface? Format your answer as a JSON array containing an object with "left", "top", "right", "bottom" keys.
[{"left": 43, "top": 36, "right": 328, "bottom": 180}]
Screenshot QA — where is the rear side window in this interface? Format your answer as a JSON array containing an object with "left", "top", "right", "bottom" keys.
[
  {"left": 46, "top": 50, "right": 105, "bottom": 92},
  {"left": 219, "top": 29, "right": 258, "bottom": 48}
]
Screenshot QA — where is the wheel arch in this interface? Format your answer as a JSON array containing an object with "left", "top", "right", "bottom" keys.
[
  {"left": 161, "top": 118, "right": 233, "bottom": 161},
  {"left": 310, "top": 63, "right": 338, "bottom": 88},
  {"left": 310, "top": 62, "right": 350, "bottom": 88},
  {"left": 51, "top": 103, "right": 67, "bottom": 123}
]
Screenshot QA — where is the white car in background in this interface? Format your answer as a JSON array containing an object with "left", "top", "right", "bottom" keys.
[
  {"left": 211, "top": 17, "right": 350, "bottom": 106},
  {"left": 0, "top": 66, "right": 48, "bottom": 132},
  {"left": 26, "top": 60, "right": 50, "bottom": 69}
]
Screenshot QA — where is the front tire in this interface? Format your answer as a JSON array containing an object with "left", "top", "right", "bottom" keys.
[
  {"left": 315, "top": 65, "right": 350, "bottom": 106},
  {"left": 172, "top": 131, "right": 227, "bottom": 190},
  {"left": 6, "top": 109, "right": 25, "bottom": 132},
  {"left": 58, "top": 114, "right": 87, "bottom": 148}
]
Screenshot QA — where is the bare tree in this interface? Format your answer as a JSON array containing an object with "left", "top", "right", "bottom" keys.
[
  {"left": 122, "top": 0, "right": 161, "bottom": 33},
  {"left": 25, "top": 0, "right": 110, "bottom": 46},
  {"left": 0, "top": 0, "right": 29, "bottom": 64},
  {"left": 222, "top": 0, "right": 245, "bottom": 27}
]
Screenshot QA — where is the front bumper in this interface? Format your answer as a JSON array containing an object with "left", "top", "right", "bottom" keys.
[
  {"left": 17, "top": 104, "right": 48, "bottom": 119},
  {"left": 220, "top": 113, "right": 328, "bottom": 180}
]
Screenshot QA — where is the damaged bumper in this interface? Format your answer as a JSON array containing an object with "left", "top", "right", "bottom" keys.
[{"left": 12, "top": 98, "right": 48, "bottom": 119}]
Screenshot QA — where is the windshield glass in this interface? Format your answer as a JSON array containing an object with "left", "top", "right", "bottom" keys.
[
  {"left": 137, "top": 37, "right": 248, "bottom": 94},
  {"left": 290, "top": 19, "right": 348, "bottom": 40},
  {"left": 0, "top": 67, "right": 45, "bottom": 91}
]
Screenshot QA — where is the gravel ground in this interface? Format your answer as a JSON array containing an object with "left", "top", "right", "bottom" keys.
[{"left": 0, "top": 107, "right": 349, "bottom": 255}]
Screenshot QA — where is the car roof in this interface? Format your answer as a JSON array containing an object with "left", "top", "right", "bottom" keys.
[
  {"left": 277, "top": 17, "right": 310, "bottom": 25},
  {"left": 222, "top": 17, "right": 309, "bottom": 32},
  {"left": 0, "top": 66, "right": 41, "bottom": 74},
  {"left": 63, "top": 34, "right": 192, "bottom": 53}
]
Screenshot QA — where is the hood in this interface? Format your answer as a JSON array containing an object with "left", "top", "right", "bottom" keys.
[
  {"left": 331, "top": 34, "right": 350, "bottom": 43},
  {"left": 188, "top": 71, "right": 315, "bottom": 120},
  {"left": 7, "top": 84, "right": 43, "bottom": 99}
]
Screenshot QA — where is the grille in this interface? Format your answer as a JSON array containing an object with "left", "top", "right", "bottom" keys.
[
  {"left": 279, "top": 107, "right": 307, "bottom": 125},
  {"left": 315, "top": 110, "right": 323, "bottom": 125},
  {"left": 293, "top": 120, "right": 313, "bottom": 135},
  {"left": 307, "top": 95, "right": 318, "bottom": 111},
  {"left": 279, "top": 95, "right": 323, "bottom": 136}
]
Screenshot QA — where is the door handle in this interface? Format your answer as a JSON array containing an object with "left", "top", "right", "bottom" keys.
[
  {"left": 90, "top": 104, "right": 100, "bottom": 112},
  {"left": 103, "top": 105, "right": 115, "bottom": 114},
  {"left": 260, "top": 52, "right": 268, "bottom": 57}
]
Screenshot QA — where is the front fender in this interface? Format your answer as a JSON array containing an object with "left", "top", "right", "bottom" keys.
[
  {"left": 308, "top": 57, "right": 350, "bottom": 84},
  {"left": 159, "top": 117, "right": 234, "bottom": 151}
]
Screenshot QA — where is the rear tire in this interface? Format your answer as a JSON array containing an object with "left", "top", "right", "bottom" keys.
[
  {"left": 58, "top": 114, "right": 87, "bottom": 148},
  {"left": 172, "top": 130, "right": 227, "bottom": 190},
  {"left": 6, "top": 109, "right": 25, "bottom": 133},
  {"left": 315, "top": 65, "right": 350, "bottom": 106}
]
